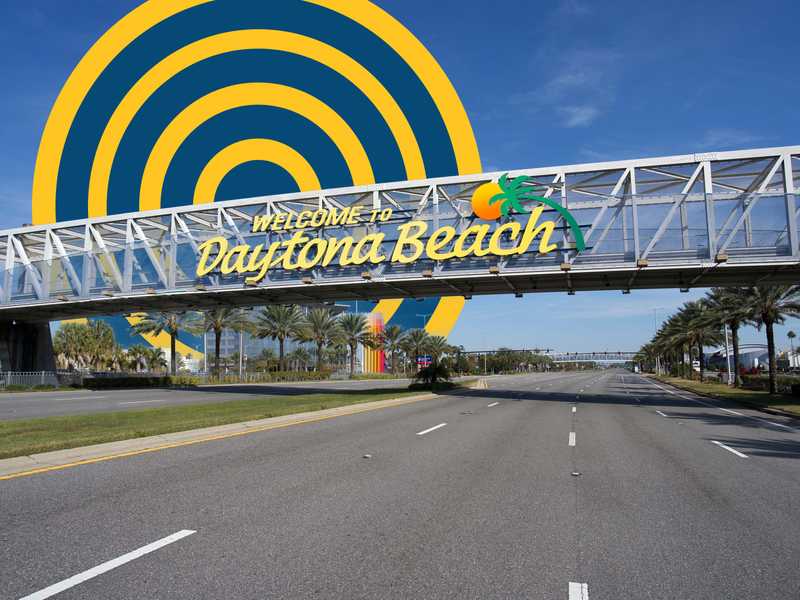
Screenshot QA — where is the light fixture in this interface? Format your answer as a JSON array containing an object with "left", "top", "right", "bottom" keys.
[
  {"left": 715, "top": 252, "right": 728, "bottom": 263},
  {"left": 567, "top": 290, "right": 576, "bottom": 296},
  {"left": 680, "top": 287, "right": 690, "bottom": 293},
  {"left": 102, "top": 290, "right": 114, "bottom": 297},
  {"left": 622, "top": 289, "right": 631, "bottom": 295},
  {"left": 515, "top": 292, "right": 523, "bottom": 299},
  {"left": 195, "top": 284, "right": 207, "bottom": 292},
  {"left": 560, "top": 263, "right": 572, "bottom": 272},
  {"left": 488, "top": 265, "right": 500, "bottom": 275},
  {"left": 302, "top": 276, "right": 314, "bottom": 284},
  {"left": 422, "top": 269, "right": 433, "bottom": 278},
  {"left": 464, "top": 294, "right": 472, "bottom": 300},
  {"left": 636, "top": 258, "right": 649, "bottom": 268},
  {"left": 146, "top": 287, "right": 157, "bottom": 295},
  {"left": 361, "top": 271, "right": 372, "bottom": 280}
]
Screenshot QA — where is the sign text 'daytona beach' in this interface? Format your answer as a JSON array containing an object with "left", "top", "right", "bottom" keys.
[{"left": 195, "top": 174, "right": 586, "bottom": 284}]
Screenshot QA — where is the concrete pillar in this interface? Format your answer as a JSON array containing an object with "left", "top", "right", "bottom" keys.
[{"left": 0, "top": 320, "right": 56, "bottom": 371}]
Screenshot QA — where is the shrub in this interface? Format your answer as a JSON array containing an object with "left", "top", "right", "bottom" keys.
[{"left": 411, "top": 363, "right": 451, "bottom": 390}]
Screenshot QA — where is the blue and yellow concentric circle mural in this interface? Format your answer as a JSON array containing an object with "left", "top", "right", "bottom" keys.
[{"left": 33, "top": 0, "right": 482, "bottom": 356}]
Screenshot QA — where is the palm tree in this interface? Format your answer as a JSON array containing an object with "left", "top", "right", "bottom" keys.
[
  {"left": 427, "top": 336, "right": 453, "bottom": 366},
  {"left": 742, "top": 285, "right": 800, "bottom": 393},
  {"left": 788, "top": 330, "right": 796, "bottom": 361},
  {"left": 402, "top": 328, "right": 431, "bottom": 371},
  {"left": 256, "top": 305, "right": 305, "bottom": 371},
  {"left": 703, "top": 288, "right": 750, "bottom": 386},
  {"left": 192, "top": 308, "right": 252, "bottom": 378},
  {"left": 287, "top": 347, "right": 312, "bottom": 371},
  {"left": 144, "top": 347, "right": 168, "bottom": 373},
  {"left": 126, "top": 345, "right": 149, "bottom": 372},
  {"left": 379, "top": 325, "right": 405, "bottom": 375},
  {"left": 131, "top": 312, "right": 199, "bottom": 375},
  {"left": 338, "top": 313, "right": 374, "bottom": 377},
  {"left": 299, "top": 308, "right": 341, "bottom": 371}
]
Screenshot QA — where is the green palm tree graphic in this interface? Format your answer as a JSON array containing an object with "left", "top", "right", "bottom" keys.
[
  {"left": 487, "top": 173, "right": 587, "bottom": 252},
  {"left": 488, "top": 174, "right": 544, "bottom": 216}
]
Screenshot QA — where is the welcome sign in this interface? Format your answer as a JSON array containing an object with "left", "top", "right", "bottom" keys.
[{"left": 196, "top": 174, "right": 586, "bottom": 283}]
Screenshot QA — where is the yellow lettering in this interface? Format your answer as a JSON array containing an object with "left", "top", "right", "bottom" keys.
[
  {"left": 392, "top": 221, "right": 428, "bottom": 264},
  {"left": 244, "top": 240, "right": 282, "bottom": 284},
  {"left": 271, "top": 213, "right": 286, "bottom": 231},
  {"left": 326, "top": 208, "right": 349, "bottom": 227},
  {"left": 453, "top": 224, "right": 491, "bottom": 258},
  {"left": 487, "top": 222, "right": 522, "bottom": 257},
  {"left": 221, "top": 244, "right": 250, "bottom": 274},
  {"left": 517, "top": 207, "right": 558, "bottom": 254},
  {"left": 296, "top": 238, "right": 329, "bottom": 269},
  {"left": 252, "top": 215, "right": 274, "bottom": 233},
  {"left": 196, "top": 236, "right": 228, "bottom": 277},
  {"left": 295, "top": 210, "right": 313, "bottom": 230},
  {"left": 322, "top": 236, "right": 354, "bottom": 266},
  {"left": 426, "top": 226, "right": 457, "bottom": 260},
  {"left": 352, "top": 233, "right": 386, "bottom": 265},
  {"left": 347, "top": 206, "right": 362, "bottom": 225}
]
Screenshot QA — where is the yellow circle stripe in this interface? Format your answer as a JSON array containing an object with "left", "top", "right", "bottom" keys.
[
  {"left": 140, "top": 82, "right": 374, "bottom": 212},
  {"left": 89, "top": 29, "right": 426, "bottom": 218},
  {"left": 32, "top": 0, "right": 212, "bottom": 225},
  {"left": 305, "top": 0, "right": 482, "bottom": 177},
  {"left": 194, "top": 139, "right": 321, "bottom": 204}
]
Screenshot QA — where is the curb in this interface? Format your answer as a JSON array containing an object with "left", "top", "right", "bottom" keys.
[
  {"left": 0, "top": 391, "right": 442, "bottom": 481},
  {"left": 647, "top": 375, "right": 800, "bottom": 421}
]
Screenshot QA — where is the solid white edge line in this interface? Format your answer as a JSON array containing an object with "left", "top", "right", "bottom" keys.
[
  {"left": 656, "top": 410, "right": 668, "bottom": 417},
  {"left": 487, "top": 402, "right": 500, "bottom": 408},
  {"left": 569, "top": 581, "right": 589, "bottom": 599},
  {"left": 416, "top": 423, "right": 447, "bottom": 436},
  {"left": 119, "top": 400, "right": 164, "bottom": 405},
  {"left": 711, "top": 440, "right": 748, "bottom": 458},
  {"left": 719, "top": 408, "right": 744, "bottom": 416},
  {"left": 19, "top": 530, "right": 196, "bottom": 600},
  {"left": 568, "top": 432, "right": 576, "bottom": 447}
]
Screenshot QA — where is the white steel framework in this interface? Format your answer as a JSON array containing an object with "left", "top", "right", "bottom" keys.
[{"left": 1, "top": 145, "right": 798, "bottom": 321}]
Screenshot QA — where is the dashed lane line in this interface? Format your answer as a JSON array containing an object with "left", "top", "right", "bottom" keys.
[
  {"left": 416, "top": 423, "right": 447, "bottom": 436},
  {"left": 19, "top": 530, "right": 196, "bottom": 600},
  {"left": 569, "top": 581, "right": 589, "bottom": 599},
  {"left": 711, "top": 440, "right": 748, "bottom": 458}
]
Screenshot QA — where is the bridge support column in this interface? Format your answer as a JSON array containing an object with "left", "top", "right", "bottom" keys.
[{"left": 0, "top": 321, "right": 56, "bottom": 372}]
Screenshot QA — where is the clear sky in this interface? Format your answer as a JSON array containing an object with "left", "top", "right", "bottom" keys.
[{"left": 1, "top": 0, "right": 799, "bottom": 352}]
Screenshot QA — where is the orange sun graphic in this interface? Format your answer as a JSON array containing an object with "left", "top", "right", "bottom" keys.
[{"left": 470, "top": 182, "right": 503, "bottom": 220}]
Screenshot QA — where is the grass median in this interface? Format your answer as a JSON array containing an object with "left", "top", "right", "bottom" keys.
[
  {"left": 0, "top": 388, "right": 425, "bottom": 460},
  {"left": 653, "top": 376, "right": 800, "bottom": 416}
]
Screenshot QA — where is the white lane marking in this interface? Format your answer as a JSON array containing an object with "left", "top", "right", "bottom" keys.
[
  {"left": 656, "top": 410, "right": 668, "bottom": 417},
  {"left": 416, "top": 423, "right": 447, "bottom": 436},
  {"left": 49, "top": 396, "right": 108, "bottom": 402},
  {"left": 487, "top": 402, "right": 500, "bottom": 408},
  {"left": 569, "top": 581, "right": 589, "bottom": 599},
  {"left": 119, "top": 400, "right": 164, "bottom": 405},
  {"left": 572, "top": 406, "right": 577, "bottom": 413},
  {"left": 711, "top": 440, "right": 748, "bottom": 458},
  {"left": 647, "top": 380, "right": 794, "bottom": 431},
  {"left": 19, "top": 530, "right": 196, "bottom": 600},
  {"left": 568, "top": 432, "right": 576, "bottom": 447}
]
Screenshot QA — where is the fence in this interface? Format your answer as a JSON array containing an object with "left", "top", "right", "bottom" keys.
[{"left": 0, "top": 371, "right": 63, "bottom": 388}]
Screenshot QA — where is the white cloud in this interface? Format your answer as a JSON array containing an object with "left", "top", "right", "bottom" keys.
[{"left": 559, "top": 105, "right": 600, "bottom": 127}]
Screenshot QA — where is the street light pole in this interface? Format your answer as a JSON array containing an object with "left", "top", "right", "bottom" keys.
[{"left": 724, "top": 324, "right": 733, "bottom": 386}]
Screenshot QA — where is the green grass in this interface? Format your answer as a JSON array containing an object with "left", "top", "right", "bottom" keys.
[
  {"left": 0, "top": 388, "right": 423, "bottom": 460},
  {"left": 654, "top": 376, "right": 800, "bottom": 416}
]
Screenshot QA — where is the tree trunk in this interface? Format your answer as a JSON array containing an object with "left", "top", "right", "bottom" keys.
[
  {"left": 170, "top": 333, "right": 177, "bottom": 376},
  {"left": 697, "top": 341, "right": 705, "bottom": 382},
  {"left": 317, "top": 342, "right": 324, "bottom": 371},
  {"left": 391, "top": 350, "right": 397, "bottom": 374},
  {"left": 350, "top": 342, "right": 356, "bottom": 377},
  {"left": 731, "top": 322, "right": 742, "bottom": 387},
  {"left": 279, "top": 337, "right": 285, "bottom": 371},
  {"left": 766, "top": 318, "right": 777, "bottom": 394},
  {"left": 214, "top": 330, "right": 221, "bottom": 380}
]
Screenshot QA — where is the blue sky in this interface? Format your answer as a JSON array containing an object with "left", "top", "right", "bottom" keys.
[{"left": 1, "top": 0, "right": 799, "bottom": 352}]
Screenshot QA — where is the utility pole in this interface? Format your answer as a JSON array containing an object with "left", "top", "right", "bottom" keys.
[
  {"left": 238, "top": 330, "right": 244, "bottom": 380},
  {"left": 724, "top": 323, "right": 733, "bottom": 386}
]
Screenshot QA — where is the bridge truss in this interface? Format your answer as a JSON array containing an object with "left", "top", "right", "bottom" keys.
[{"left": 0, "top": 145, "right": 798, "bottom": 321}]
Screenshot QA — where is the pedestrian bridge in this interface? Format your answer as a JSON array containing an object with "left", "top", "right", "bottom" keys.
[
  {"left": 1, "top": 145, "right": 798, "bottom": 321},
  {"left": 548, "top": 352, "right": 637, "bottom": 363}
]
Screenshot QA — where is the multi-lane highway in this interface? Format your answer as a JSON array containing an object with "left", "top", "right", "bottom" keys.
[{"left": 2, "top": 370, "right": 799, "bottom": 599}]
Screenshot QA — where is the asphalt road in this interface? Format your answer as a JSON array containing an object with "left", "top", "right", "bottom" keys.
[
  {"left": 0, "top": 378, "right": 421, "bottom": 420},
  {"left": 2, "top": 370, "right": 799, "bottom": 599}
]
